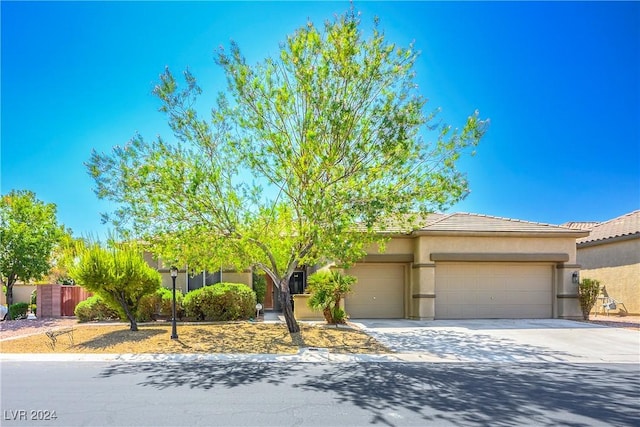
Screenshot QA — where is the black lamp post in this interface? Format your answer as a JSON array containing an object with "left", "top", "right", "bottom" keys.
[{"left": 170, "top": 266, "right": 179, "bottom": 340}]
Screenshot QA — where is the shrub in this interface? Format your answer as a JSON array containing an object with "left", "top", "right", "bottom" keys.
[
  {"left": 183, "top": 283, "right": 256, "bottom": 321},
  {"left": 306, "top": 270, "right": 356, "bottom": 324},
  {"left": 70, "top": 242, "right": 161, "bottom": 331},
  {"left": 9, "top": 302, "right": 29, "bottom": 320},
  {"left": 253, "top": 273, "right": 267, "bottom": 304},
  {"left": 137, "top": 287, "right": 184, "bottom": 322},
  {"left": 74, "top": 295, "right": 121, "bottom": 322},
  {"left": 578, "top": 278, "right": 601, "bottom": 320}
]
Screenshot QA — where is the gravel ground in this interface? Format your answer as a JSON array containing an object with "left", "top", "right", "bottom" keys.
[
  {"left": 1, "top": 314, "right": 638, "bottom": 343},
  {"left": 0, "top": 318, "right": 81, "bottom": 340}
]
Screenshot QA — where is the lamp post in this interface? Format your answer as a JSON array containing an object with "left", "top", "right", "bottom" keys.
[{"left": 170, "top": 266, "right": 179, "bottom": 340}]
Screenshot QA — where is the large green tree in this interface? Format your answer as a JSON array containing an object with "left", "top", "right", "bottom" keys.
[
  {"left": 87, "top": 10, "right": 487, "bottom": 335},
  {"left": 70, "top": 242, "right": 161, "bottom": 331},
  {"left": 0, "top": 190, "right": 64, "bottom": 309}
]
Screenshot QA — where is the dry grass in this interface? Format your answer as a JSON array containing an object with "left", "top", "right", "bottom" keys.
[{"left": 0, "top": 322, "right": 391, "bottom": 355}]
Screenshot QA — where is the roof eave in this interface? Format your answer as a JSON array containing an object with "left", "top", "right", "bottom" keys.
[
  {"left": 577, "top": 232, "right": 640, "bottom": 248},
  {"left": 411, "top": 230, "right": 590, "bottom": 238}
]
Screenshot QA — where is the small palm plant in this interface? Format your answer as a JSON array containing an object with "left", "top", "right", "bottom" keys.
[{"left": 306, "top": 270, "right": 356, "bottom": 324}]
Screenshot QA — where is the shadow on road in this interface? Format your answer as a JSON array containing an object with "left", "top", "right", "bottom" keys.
[
  {"left": 296, "top": 362, "right": 640, "bottom": 426},
  {"left": 97, "top": 360, "right": 300, "bottom": 390},
  {"left": 98, "top": 361, "right": 639, "bottom": 426}
]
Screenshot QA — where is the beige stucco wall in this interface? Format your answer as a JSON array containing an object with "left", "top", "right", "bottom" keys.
[
  {"left": 1, "top": 284, "right": 38, "bottom": 305},
  {"left": 221, "top": 271, "right": 252, "bottom": 287},
  {"left": 293, "top": 294, "right": 324, "bottom": 321},
  {"left": 161, "top": 272, "right": 188, "bottom": 294},
  {"left": 578, "top": 238, "right": 640, "bottom": 315},
  {"left": 402, "top": 234, "right": 581, "bottom": 319},
  {"left": 415, "top": 235, "right": 579, "bottom": 264},
  {"left": 578, "top": 238, "right": 640, "bottom": 269}
]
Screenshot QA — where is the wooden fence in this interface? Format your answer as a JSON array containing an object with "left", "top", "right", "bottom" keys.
[{"left": 36, "top": 284, "right": 92, "bottom": 317}]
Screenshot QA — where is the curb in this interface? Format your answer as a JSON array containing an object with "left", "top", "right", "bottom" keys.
[{"left": 2, "top": 350, "right": 638, "bottom": 364}]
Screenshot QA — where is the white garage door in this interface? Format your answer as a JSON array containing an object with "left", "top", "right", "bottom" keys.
[
  {"left": 435, "top": 263, "right": 552, "bottom": 319},
  {"left": 345, "top": 263, "right": 405, "bottom": 318}
]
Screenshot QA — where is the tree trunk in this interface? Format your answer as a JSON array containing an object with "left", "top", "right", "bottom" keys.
[
  {"left": 6, "top": 284, "right": 14, "bottom": 311},
  {"left": 323, "top": 307, "right": 333, "bottom": 324},
  {"left": 279, "top": 285, "right": 300, "bottom": 334},
  {"left": 117, "top": 292, "right": 138, "bottom": 331},
  {"left": 123, "top": 305, "right": 138, "bottom": 331}
]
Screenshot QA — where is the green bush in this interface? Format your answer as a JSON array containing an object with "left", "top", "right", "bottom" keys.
[
  {"left": 184, "top": 283, "right": 256, "bottom": 321},
  {"left": 74, "top": 295, "right": 121, "bottom": 322},
  {"left": 137, "top": 287, "right": 184, "bottom": 322},
  {"left": 578, "top": 278, "right": 601, "bottom": 320},
  {"left": 253, "top": 273, "right": 267, "bottom": 304},
  {"left": 9, "top": 302, "right": 29, "bottom": 320}
]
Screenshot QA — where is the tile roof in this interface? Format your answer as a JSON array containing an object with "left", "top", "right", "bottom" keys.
[
  {"left": 414, "top": 212, "right": 586, "bottom": 235},
  {"left": 562, "top": 221, "right": 601, "bottom": 230},
  {"left": 577, "top": 210, "right": 640, "bottom": 245}
]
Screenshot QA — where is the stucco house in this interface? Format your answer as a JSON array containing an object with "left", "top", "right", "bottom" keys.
[
  {"left": 567, "top": 210, "right": 639, "bottom": 315},
  {"left": 143, "top": 252, "right": 252, "bottom": 295},
  {"left": 271, "top": 212, "right": 589, "bottom": 320}
]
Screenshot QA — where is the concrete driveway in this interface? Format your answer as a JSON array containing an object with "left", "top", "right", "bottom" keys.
[{"left": 351, "top": 319, "right": 640, "bottom": 364}]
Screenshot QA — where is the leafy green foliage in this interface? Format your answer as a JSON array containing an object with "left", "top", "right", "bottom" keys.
[
  {"left": 48, "top": 233, "right": 86, "bottom": 285},
  {"left": 136, "top": 287, "right": 184, "bottom": 322},
  {"left": 74, "top": 295, "right": 122, "bottom": 322},
  {"left": 253, "top": 273, "right": 267, "bottom": 304},
  {"left": 0, "top": 190, "right": 64, "bottom": 308},
  {"left": 70, "top": 243, "right": 161, "bottom": 330},
  {"left": 86, "top": 9, "right": 487, "bottom": 334},
  {"left": 8, "top": 302, "right": 29, "bottom": 320},
  {"left": 306, "top": 270, "right": 356, "bottom": 324},
  {"left": 183, "top": 283, "right": 256, "bottom": 321},
  {"left": 578, "top": 278, "right": 601, "bottom": 320}
]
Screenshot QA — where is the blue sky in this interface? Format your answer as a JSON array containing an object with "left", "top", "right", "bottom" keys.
[{"left": 2, "top": 1, "right": 638, "bottom": 238}]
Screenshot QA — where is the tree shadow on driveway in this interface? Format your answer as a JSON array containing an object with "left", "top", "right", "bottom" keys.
[{"left": 362, "top": 328, "right": 577, "bottom": 362}]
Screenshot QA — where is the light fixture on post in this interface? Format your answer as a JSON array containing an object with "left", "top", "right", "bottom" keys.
[
  {"left": 170, "top": 266, "right": 179, "bottom": 340},
  {"left": 572, "top": 271, "right": 580, "bottom": 284}
]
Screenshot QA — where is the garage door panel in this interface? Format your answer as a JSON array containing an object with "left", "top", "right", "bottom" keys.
[
  {"left": 345, "top": 264, "right": 405, "bottom": 318},
  {"left": 436, "top": 263, "right": 552, "bottom": 319}
]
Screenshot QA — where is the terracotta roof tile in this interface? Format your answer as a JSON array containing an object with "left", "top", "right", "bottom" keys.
[
  {"left": 562, "top": 222, "right": 601, "bottom": 230},
  {"left": 577, "top": 210, "right": 640, "bottom": 244},
  {"left": 416, "top": 212, "right": 584, "bottom": 234}
]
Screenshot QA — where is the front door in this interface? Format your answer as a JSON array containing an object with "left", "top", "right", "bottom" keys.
[{"left": 289, "top": 271, "right": 305, "bottom": 294}]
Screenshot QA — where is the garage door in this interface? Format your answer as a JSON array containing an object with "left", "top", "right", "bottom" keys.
[
  {"left": 435, "top": 263, "right": 552, "bottom": 319},
  {"left": 345, "top": 263, "right": 405, "bottom": 318}
]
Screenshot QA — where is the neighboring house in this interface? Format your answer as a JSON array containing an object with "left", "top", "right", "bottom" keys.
[
  {"left": 268, "top": 212, "right": 589, "bottom": 320},
  {"left": 0, "top": 284, "right": 37, "bottom": 305},
  {"left": 567, "top": 210, "right": 640, "bottom": 315}
]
